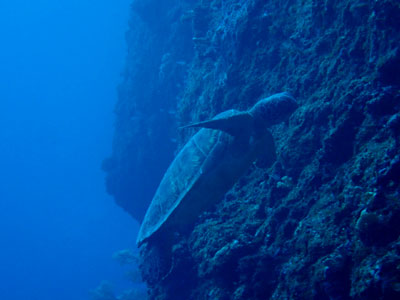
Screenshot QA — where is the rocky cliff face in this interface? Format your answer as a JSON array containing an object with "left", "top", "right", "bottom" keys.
[
  {"left": 103, "top": 0, "right": 195, "bottom": 222},
  {"left": 105, "top": 0, "right": 400, "bottom": 299}
]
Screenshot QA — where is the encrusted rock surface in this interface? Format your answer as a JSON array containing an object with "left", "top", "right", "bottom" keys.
[
  {"left": 103, "top": 0, "right": 195, "bottom": 222},
  {"left": 105, "top": 0, "right": 400, "bottom": 299}
]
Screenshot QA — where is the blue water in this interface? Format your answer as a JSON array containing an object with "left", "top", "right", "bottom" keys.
[{"left": 0, "top": 1, "right": 137, "bottom": 299}]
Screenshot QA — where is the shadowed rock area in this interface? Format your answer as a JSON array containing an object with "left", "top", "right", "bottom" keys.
[{"left": 105, "top": 0, "right": 400, "bottom": 299}]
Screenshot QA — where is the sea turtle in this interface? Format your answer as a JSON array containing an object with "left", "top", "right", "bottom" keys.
[{"left": 137, "top": 92, "right": 298, "bottom": 246}]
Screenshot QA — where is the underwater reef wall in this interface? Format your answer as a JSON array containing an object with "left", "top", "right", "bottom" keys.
[
  {"left": 103, "top": 0, "right": 195, "bottom": 222},
  {"left": 105, "top": 0, "right": 400, "bottom": 299}
]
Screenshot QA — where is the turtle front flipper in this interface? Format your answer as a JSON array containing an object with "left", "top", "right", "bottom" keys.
[{"left": 181, "top": 109, "right": 254, "bottom": 137}]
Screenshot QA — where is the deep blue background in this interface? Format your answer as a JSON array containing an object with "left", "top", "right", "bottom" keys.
[{"left": 0, "top": 1, "right": 137, "bottom": 299}]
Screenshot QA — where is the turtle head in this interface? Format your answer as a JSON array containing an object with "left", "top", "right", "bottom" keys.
[
  {"left": 249, "top": 92, "right": 298, "bottom": 128},
  {"left": 181, "top": 93, "right": 297, "bottom": 137}
]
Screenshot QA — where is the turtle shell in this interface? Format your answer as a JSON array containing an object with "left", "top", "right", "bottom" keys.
[{"left": 137, "top": 110, "right": 275, "bottom": 246}]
